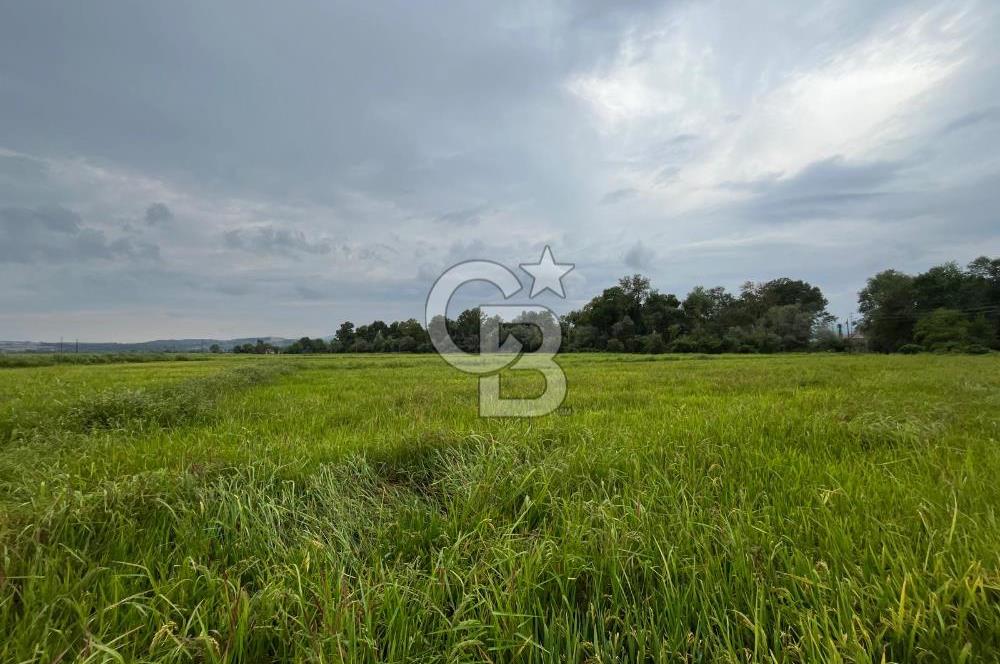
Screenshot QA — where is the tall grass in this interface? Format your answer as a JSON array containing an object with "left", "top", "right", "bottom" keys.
[
  {"left": 0, "top": 361, "right": 296, "bottom": 447},
  {"left": 0, "top": 352, "right": 217, "bottom": 369},
  {"left": 0, "top": 354, "right": 998, "bottom": 662},
  {"left": 64, "top": 363, "right": 297, "bottom": 432}
]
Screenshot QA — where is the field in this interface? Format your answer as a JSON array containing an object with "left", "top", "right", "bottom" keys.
[{"left": 1, "top": 353, "right": 999, "bottom": 663}]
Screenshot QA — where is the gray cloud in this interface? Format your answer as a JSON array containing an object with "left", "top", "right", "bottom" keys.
[
  {"left": 667, "top": 133, "right": 699, "bottom": 146},
  {"left": 624, "top": 241, "right": 654, "bottom": 270},
  {"left": 725, "top": 156, "right": 905, "bottom": 195},
  {"left": 1, "top": 1, "right": 999, "bottom": 340},
  {"left": 223, "top": 225, "right": 331, "bottom": 256},
  {"left": 295, "top": 285, "right": 330, "bottom": 301},
  {"left": 723, "top": 156, "right": 909, "bottom": 222},
  {"left": 434, "top": 204, "right": 493, "bottom": 226},
  {"left": 144, "top": 202, "right": 173, "bottom": 225},
  {"left": 0, "top": 206, "right": 158, "bottom": 263},
  {"left": 940, "top": 107, "right": 1000, "bottom": 135},
  {"left": 601, "top": 188, "right": 639, "bottom": 205},
  {"left": 2, "top": 205, "right": 80, "bottom": 233},
  {"left": 215, "top": 281, "right": 253, "bottom": 297},
  {"left": 0, "top": 153, "right": 47, "bottom": 182}
]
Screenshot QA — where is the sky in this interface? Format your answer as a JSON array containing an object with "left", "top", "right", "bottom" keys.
[{"left": 2, "top": 0, "right": 999, "bottom": 342}]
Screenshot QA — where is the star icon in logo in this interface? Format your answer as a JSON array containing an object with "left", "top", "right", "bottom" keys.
[{"left": 520, "top": 245, "right": 574, "bottom": 298}]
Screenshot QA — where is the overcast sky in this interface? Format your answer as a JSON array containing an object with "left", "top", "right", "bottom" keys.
[{"left": 2, "top": 1, "right": 999, "bottom": 341}]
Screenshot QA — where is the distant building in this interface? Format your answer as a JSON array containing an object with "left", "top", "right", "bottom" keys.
[{"left": 846, "top": 327, "right": 866, "bottom": 350}]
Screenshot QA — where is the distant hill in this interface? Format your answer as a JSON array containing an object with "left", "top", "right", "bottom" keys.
[{"left": 0, "top": 337, "right": 292, "bottom": 353}]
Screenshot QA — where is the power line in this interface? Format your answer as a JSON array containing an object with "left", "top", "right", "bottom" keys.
[{"left": 855, "top": 305, "right": 1000, "bottom": 322}]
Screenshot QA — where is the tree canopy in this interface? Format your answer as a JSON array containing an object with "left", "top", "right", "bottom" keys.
[
  {"left": 248, "top": 256, "right": 997, "bottom": 356},
  {"left": 561, "top": 274, "right": 833, "bottom": 354},
  {"left": 859, "top": 257, "right": 998, "bottom": 353}
]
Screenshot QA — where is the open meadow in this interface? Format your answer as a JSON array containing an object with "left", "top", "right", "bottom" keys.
[{"left": 1, "top": 353, "right": 999, "bottom": 662}]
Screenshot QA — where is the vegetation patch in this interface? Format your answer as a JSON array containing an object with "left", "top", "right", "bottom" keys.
[
  {"left": 65, "top": 363, "right": 297, "bottom": 432},
  {"left": 0, "top": 352, "right": 215, "bottom": 368}
]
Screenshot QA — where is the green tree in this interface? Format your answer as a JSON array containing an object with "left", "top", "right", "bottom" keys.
[
  {"left": 760, "top": 304, "right": 819, "bottom": 351},
  {"left": 643, "top": 292, "right": 684, "bottom": 339},
  {"left": 858, "top": 270, "right": 916, "bottom": 352},
  {"left": 335, "top": 322, "right": 356, "bottom": 348},
  {"left": 453, "top": 308, "right": 485, "bottom": 353},
  {"left": 642, "top": 332, "right": 666, "bottom": 354},
  {"left": 912, "top": 262, "right": 967, "bottom": 311},
  {"left": 914, "top": 308, "right": 969, "bottom": 351}
]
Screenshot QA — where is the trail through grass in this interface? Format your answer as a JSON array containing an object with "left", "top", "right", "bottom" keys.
[{"left": 0, "top": 354, "right": 998, "bottom": 662}]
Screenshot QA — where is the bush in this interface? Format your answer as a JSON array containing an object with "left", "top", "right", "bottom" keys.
[
  {"left": 669, "top": 336, "right": 698, "bottom": 353},
  {"left": 641, "top": 333, "right": 666, "bottom": 354},
  {"left": 350, "top": 339, "right": 372, "bottom": 353},
  {"left": 963, "top": 344, "right": 990, "bottom": 355},
  {"left": 812, "top": 328, "right": 847, "bottom": 352},
  {"left": 897, "top": 344, "right": 925, "bottom": 355},
  {"left": 914, "top": 308, "right": 969, "bottom": 351}
]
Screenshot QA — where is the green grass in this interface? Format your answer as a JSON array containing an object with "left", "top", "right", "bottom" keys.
[
  {"left": 1, "top": 353, "right": 998, "bottom": 662},
  {"left": 0, "top": 352, "right": 217, "bottom": 369},
  {"left": 0, "top": 358, "right": 253, "bottom": 444}
]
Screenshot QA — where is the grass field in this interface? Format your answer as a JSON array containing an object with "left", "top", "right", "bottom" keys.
[{"left": 1, "top": 353, "right": 998, "bottom": 662}]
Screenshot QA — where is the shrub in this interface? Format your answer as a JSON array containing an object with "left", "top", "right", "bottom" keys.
[
  {"left": 350, "top": 339, "right": 372, "bottom": 353},
  {"left": 812, "top": 328, "right": 847, "bottom": 352},
  {"left": 914, "top": 308, "right": 969, "bottom": 351},
  {"left": 641, "top": 333, "right": 666, "bottom": 354},
  {"left": 897, "top": 344, "right": 925, "bottom": 354},
  {"left": 963, "top": 344, "right": 990, "bottom": 355},
  {"left": 669, "top": 336, "right": 698, "bottom": 353}
]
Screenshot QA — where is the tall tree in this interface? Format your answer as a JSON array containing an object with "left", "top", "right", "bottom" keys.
[
  {"left": 859, "top": 270, "right": 917, "bottom": 352},
  {"left": 334, "top": 322, "right": 356, "bottom": 348}
]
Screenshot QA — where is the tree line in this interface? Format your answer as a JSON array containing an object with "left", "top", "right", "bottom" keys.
[
  {"left": 859, "top": 256, "right": 999, "bottom": 353},
  {"left": 235, "top": 255, "right": 997, "bottom": 355}
]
